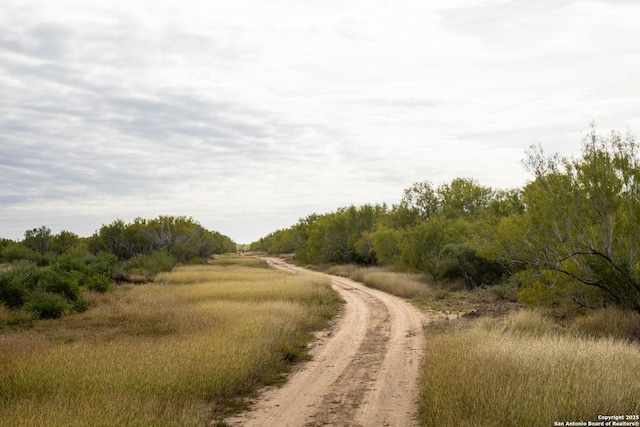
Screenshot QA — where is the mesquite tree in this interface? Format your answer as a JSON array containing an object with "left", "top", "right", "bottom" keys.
[{"left": 495, "top": 126, "right": 640, "bottom": 312}]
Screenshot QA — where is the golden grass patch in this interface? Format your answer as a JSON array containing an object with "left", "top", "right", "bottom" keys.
[
  {"left": 327, "top": 265, "right": 430, "bottom": 299},
  {"left": 421, "top": 311, "right": 640, "bottom": 426},
  {"left": 0, "top": 258, "right": 341, "bottom": 426}
]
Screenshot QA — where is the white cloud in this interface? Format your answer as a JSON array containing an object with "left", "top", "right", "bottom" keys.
[{"left": 1, "top": 0, "right": 639, "bottom": 243}]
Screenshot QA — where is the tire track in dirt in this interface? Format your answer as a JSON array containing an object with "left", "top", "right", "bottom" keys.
[{"left": 224, "top": 258, "right": 426, "bottom": 427}]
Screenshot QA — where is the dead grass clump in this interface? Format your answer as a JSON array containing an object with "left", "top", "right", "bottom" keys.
[
  {"left": 504, "top": 309, "right": 562, "bottom": 337},
  {"left": 326, "top": 264, "right": 360, "bottom": 278},
  {"left": 569, "top": 307, "right": 640, "bottom": 341},
  {"left": 327, "top": 265, "right": 430, "bottom": 299},
  {"left": 359, "top": 271, "right": 428, "bottom": 299}
]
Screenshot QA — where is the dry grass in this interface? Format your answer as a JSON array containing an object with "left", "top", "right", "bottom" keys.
[
  {"left": 209, "top": 255, "right": 270, "bottom": 269},
  {"left": 569, "top": 306, "right": 640, "bottom": 341},
  {"left": 503, "top": 308, "right": 563, "bottom": 336},
  {"left": 0, "top": 257, "right": 341, "bottom": 426},
  {"left": 325, "top": 264, "right": 504, "bottom": 319},
  {"left": 327, "top": 265, "right": 430, "bottom": 299},
  {"left": 421, "top": 310, "right": 640, "bottom": 426}
]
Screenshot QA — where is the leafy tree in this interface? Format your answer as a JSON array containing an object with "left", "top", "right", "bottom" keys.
[
  {"left": 395, "top": 177, "right": 495, "bottom": 222},
  {"left": 51, "top": 230, "right": 80, "bottom": 255},
  {"left": 23, "top": 226, "right": 52, "bottom": 254},
  {"left": 437, "top": 243, "right": 504, "bottom": 288},
  {"left": 95, "top": 219, "right": 130, "bottom": 259},
  {"left": 399, "top": 216, "right": 469, "bottom": 281},
  {"left": 92, "top": 216, "right": 235, "bottom": 262},
  {"left": 493, "top": 126, "right": 640, "bottom": 312},
  {"left": 297, "top": 205, "right": 385, "bottom": 265},
  {"left": 400, "top": 181, "right": 440, "bottom": 221},
  {"left": 438, "top": 177, "right": 493, "bottom": 219},
  {"left": 251, "top": 214, "right": 319, "bottom": 255},
  {"left": 486, "top": 188, "right": 525, "bottom": 220},
  {"left": 371, "top": 226, "right": 403, "bottom": 267}
]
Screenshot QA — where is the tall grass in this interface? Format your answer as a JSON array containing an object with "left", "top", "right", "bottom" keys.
[
  {"left": 0, "top": 258, "right": 341, "bottom": 426},
  {"left": 421, "top": 310, "right": 640, "bottom": 426},
  {"left": 327, "top": 265, "right": 429, "bottom": 299},
  {"left": 209, "top": 255, "right": 270, "bottom": 269},
  {"left": 569, "top": 306, "right": 640, "bottom": 341}
]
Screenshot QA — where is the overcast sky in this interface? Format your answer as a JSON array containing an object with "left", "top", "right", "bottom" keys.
[{"left": 1, "top": 0, "right": 640, "bottom": 244}]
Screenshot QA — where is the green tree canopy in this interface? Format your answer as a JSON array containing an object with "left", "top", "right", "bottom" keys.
[{"left": 492, "top": 126, "right": 640, "bottom": 312}]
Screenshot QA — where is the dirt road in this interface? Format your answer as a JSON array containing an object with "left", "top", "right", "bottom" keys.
[{"left": 224, "top": 257, "right": 426, "bottom": 427}]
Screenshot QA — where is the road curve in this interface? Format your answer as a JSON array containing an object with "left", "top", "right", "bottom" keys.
[{"left": 224, "top": 257, "right": 426, "bottom": 427}]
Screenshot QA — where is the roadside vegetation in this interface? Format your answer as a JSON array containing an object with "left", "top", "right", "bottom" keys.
[
  {"left": 0, "top": 256, "right": 341, "bottom": 426},
  {"left": 0, "top": 215, "right": 236, "bottom": 321},
  {"left": 252, "top": 125, "right": 640, "bottom": 316},
  {"left": 327, "top": 265, "right": 428, "bottom": 299},
  {"left": 251, "top": 125, "right": 640, "bottom": 423}
]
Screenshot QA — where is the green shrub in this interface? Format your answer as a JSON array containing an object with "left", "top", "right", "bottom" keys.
[
  {"left": 72, "top": 297, "right": 90, "bottom": 313},
  {"left": 115, "top": 251, "right": 177, "bottom": 283},
  {"left": 516, "top": 269, "right": 606, "bottom": 310},
  {"left": 37, "top": 268, "right": 82, "bottom": 301},
  {"left": 490, "top": 275, "right": 520, "bottom": 301},
  {"left": 27, "top": 292, "right": 69, "bottom": 319},
  {"left": 52, "top": 254, "right": 89, "bottom": 275},
  {"left": 437, "top": 244, "right": 504, "bottom": 288},
  {"left": 86, "top": 274, "right": 113, "bottom": 293},
  {"left": 433, "top": 290, "right": 453, "bottom": 300},
  {"left": 1, "top": 243, "right": 43, "bottom": 264},
  {"left": 0, "top": 270, "right": 28, "bottom": 308},
  {"left": 86, "top": 252, "right": 118, "bottom": 277}
]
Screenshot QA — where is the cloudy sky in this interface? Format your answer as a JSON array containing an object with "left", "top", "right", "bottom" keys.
[{"left": 1, "top": 0, "right": 639, "bottom": 243}]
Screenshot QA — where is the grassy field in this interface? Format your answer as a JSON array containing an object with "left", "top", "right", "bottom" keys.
[
  {"left": 420, "top": 309, "right": 640, "bottom": 426},
  {"left": 0, "top": 256, "right": 341, "bottom": 426}
]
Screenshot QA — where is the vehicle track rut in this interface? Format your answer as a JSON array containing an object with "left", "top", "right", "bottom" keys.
[{"left": 224, "top": 258, "right": 426, "bottom": 427}]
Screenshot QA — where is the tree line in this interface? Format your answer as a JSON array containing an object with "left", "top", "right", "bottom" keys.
[
  {"left": 0, "top": 216, "right": 236, "bottom": 319},
  {"left": 252, "top": 126, "right": 640, "bottom": 313}
]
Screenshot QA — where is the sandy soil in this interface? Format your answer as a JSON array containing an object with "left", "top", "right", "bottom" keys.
[{"left": 223, "top": 257, "right": 427, "bottom": 427}]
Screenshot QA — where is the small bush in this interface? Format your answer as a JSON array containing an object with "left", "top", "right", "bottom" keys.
[
  {"left": 37, "top": 268, "right": 82, "bottom": 301},
  {"left": 490, "top": 275, "right": 520, "bottom": 302},
  {"left": 86, "top": 275, "right": 113, "bottom": 293},
  {"left": 1, "top": 243, "right": 42, "bottom": 264},
  {"left": 115, "top": 251, "right": 177, "bottom": 283},
  {"left": 52, "top": 254, "right": 88, "bottom": 275},
  {"left": 0, "top": 270, "right": 28, "bottom": 309},
  {"left": 0, "top": 304, "right": 31, "bottom": 325},
  {"left": 72, "top": 297, "right": 90, "bottom": 313},
  {"left": 433, "top": 290, "right": 452, "bottom": 300},
  {"left": 27, "top": 292, "right": 69, "bottom": 319},
  {"left": 86, "top": 252, "right": 118, "bottom": 277}
]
